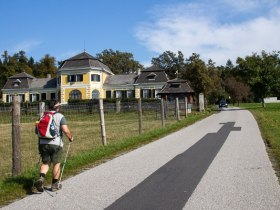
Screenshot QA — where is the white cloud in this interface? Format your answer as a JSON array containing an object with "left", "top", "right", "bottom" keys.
[
  {"left": 56, "top": 50, "right": 81, "bottom": 62},
  {"left": 135, "top": 0, "right": 280, "bottom": 65},
  {"left": 13, "top": 40, "right": 42, "bottom": 53}
]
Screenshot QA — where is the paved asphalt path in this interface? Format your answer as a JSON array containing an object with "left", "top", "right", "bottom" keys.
[{"left": 2, "top": 108, "right": 280, "bottom": 210}]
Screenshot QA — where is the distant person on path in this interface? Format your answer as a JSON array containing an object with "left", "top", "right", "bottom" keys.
[{"left": 35, "top": 100, "right": 74, "bottom": 192}]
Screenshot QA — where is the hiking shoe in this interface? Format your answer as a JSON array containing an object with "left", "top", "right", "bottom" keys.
[
  {"left": 51, "top": 182, "right": 62, "bottom": 191},
  {"left": 35, "top": 177, "right": 45, "bottom": 192}
]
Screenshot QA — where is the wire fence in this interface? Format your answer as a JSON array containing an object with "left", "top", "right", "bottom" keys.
[{"left": 0, "top": 98, "right": 196, "bottom": 181}]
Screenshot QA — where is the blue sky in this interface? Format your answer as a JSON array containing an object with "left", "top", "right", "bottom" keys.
[{"left": 1, "top": 0, "right": 280, "bottom": 67}]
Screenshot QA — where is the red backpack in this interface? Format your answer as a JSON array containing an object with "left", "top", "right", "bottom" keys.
[{"left": 35, "top": 112, "right": 58, "bottom": 139}]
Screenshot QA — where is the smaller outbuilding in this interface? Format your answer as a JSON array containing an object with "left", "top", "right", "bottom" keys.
[
  {"left": 157, "top": 78, "right": 195, "bottom": 102},
  {"left": 158, "top": 78, "right": 195, "bottom": 116}
]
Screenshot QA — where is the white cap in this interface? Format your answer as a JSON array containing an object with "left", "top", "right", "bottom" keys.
[{"left": 54, "top": 102, "right": 61, "bottom": 108}]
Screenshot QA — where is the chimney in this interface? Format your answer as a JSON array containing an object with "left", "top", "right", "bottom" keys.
[
  {"left": 47, "top": 74, "right": 51, "bottom": 79},
  {"left": 137, "top": 68, "right": 141, "bottom": 75}
]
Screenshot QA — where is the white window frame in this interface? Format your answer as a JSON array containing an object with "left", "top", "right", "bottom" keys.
[
  {"left": 91, "top": 74, "right": 101, "bottom": 82},
  {"left": 142, "top": 89, "right": 150, "bottom": 98},
  {"left": 115, "top": 90, "right": 122, "bottom": 98}
]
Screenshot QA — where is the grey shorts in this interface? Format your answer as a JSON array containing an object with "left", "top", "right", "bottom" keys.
[{"left": 39, "top": 144, "right": 63, "bottom": 164}]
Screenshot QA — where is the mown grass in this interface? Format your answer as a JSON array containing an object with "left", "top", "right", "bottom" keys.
[
  {"left": 239, "top": 103, "right": 280, "bottom": 180},
  {"left": 0, "top": 109, "right": 213, "bottom": 207}
]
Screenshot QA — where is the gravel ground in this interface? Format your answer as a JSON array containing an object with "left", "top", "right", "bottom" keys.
[{"left": 2, "top": 108, "right": 280, "bottom": 210}]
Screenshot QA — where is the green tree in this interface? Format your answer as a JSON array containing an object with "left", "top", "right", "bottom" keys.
[
  {"left": 225, "top": 76, "right": 251, "bottom": 105},
  {"left": 151, "top": 50, "right": 185, "bottom": 79},
  {"left": 96, "top": 49, "right": 143, "bottom": 74},
  {"left": 206, "top": 59, "right": 224, "bottom": 104},
  {"left": 0, "top": 51, "right": 16, "bottom": 88},
  {"left": 236, "top": 51, "right": 280, "bottom": 106},
  {"left": 33, "top": 54, "right": 57, "bottom": 78},
  {"left": 28, "top": 56, "right": 35, "bottom": 69},
  {"left": 2, "top": 50, "right": 9, "bottom": 65},
  {"left": 14, "top": 51, "right": 33, "bottom": 74},
  {"left": 0, "top": 56, "right": 3, "bottom": 94},
  {"left": 182, "top": 53, "right": 211, "bottom": 99}
]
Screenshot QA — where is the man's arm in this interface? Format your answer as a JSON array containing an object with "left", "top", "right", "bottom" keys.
[{"left": 61, "top": 124, "right": 74, "bottom": 142}]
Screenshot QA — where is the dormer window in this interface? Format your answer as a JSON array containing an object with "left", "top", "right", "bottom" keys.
[
  {"left": 147, "top": 72, "right": 157, "bottom": 81},
  {"left": 170, "top": 83, "right": 181, "bottom": 88},
  {"left": 13, "top": 79, "right": 21, "bottom": 87}
]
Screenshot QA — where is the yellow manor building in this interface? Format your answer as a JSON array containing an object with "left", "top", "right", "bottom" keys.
[
  {"left": 1, "top": 52, "right": 170, "bottom": 103},
  {"left": 57, "top": 52, "right": 114, "bottom": 103}
]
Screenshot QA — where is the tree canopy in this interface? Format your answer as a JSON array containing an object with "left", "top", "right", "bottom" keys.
[
  {"left": 151, "top": 50, "right": 184, "bottom": 79},
  {"left": 96, "top": 49, "right": 143, "bottom": 74},
  {"left": 236, "top": 51, "right": 280, "bottom": 105}
]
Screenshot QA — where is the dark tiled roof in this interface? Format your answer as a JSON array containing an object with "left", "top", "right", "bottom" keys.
[
  {"left": 9, "top": 72, "right": 35, "bottom": 79},
  {"left": 104, "top": 74, "right": 137, "bottom": 85},
  {"left": 59, "top": 52, "right": 113, "bottom": 74},
  {"left": 2, "top": 72, "right": 57, "bottom": 90},
  {"left": 135, "top": 66, "right": 168, "bottom": 84},
  {"left": 2, "top": 78, "right": 31, "bottom": 90},
  {"left": 143, "top": 65, "right": 165, "bottom": 72},
  {"left": 31, "top": 78, "right": 57, "bottom": 89},
  {"left": 3, "top": 72, "right": 34, "bottom": 89},
  {"left": 158, "top": 78, "right": 194, "bottom": 95},
  {"left": 68, "top": 52, "right": 96, "bottom": 60}
]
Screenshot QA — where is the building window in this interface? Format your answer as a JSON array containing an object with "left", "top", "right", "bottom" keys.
[
  {"left": 50, "top": 92, "right": 56, "bottom": 99},
  {"left": 147, "top": 73, "right": 157, "bottom": 81},
  {"left": 106, "top": 91, "right": 111, "bottom": 98},
  {"left": 115, "top": 90, "right": 122, "bottom": 98},
  {"left": 91, "top": 74, "right": 100, "bottom": 82},
  {"left": 170, "top": 83, "right": 180, "bottom": 88},
  {"left": 19, "top": 94, "right": 25, "bottom": 102},
  {"left": 92, "top": 90, "right": 100, "bottom": 99},
  {"left": 30, "top": 94, "right": 40, "bottom": 102},
  {"left": 6, "top": 95, "right": 12, "bottom": 103},
  {"left": 155, "top": 89, "right": 160, "bottom": 99},
  {"left": 76, "top": 74, "right": 83, "bottom": 82},
  {"left": 41, "top": 93, "right": 47, "bottom": 101},
  {"left": 68, "top": 74, "right": 83, "bottom": 82},
  {"left": 127, "top": 90, "right": 134, "bottom": 98},
  {"left": 68, "top": 75, "right": 75, "bottom": 82},
  {"left": 69, "top": 89, "right": 82, "bottom": 100},
  {"left": 12, "top": 79, "right": 21, "bottom": 87},
  {"left": 142, "top": 89, "right": 151, "bottom": 98}
]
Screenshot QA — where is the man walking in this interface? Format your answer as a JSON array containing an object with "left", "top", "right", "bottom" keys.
[{"left": 35, "top": 100, "right": 74, "bottom": 192}]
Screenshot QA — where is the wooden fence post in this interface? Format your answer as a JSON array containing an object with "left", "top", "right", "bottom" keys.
[
  {"left": 176, "top": 97, "right": 180, "bottom": 121},
  {"left": 199, "top": 93, "right": 205, "bottom": 112},
  {"left": 161, "top": 98, "right": 165, "bottom": 127},
  {"left": 138, "top": 98, "right": 143, "bottom": 134},
  {"left": 39, "top": 102, "right": 45, "bottom": 116},
  {"left": 165, "top": 98, "right": 168, "bottom": 119},
  {"left": 116, "top": 99, "right": 121, "bottom": 113},
  {"left": 184, "top": 96, "right": 188, "bottom": 118},
  {"left": 99, "top": 99, "right": 107, "bottom": 145},
  {"left": 12, "top": 95, "right": 21, "bottom": 176}
]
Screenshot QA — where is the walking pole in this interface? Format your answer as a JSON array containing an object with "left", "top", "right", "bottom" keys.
[{"left": 58, "top": 142, "right": 71, "bottom": 187}]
